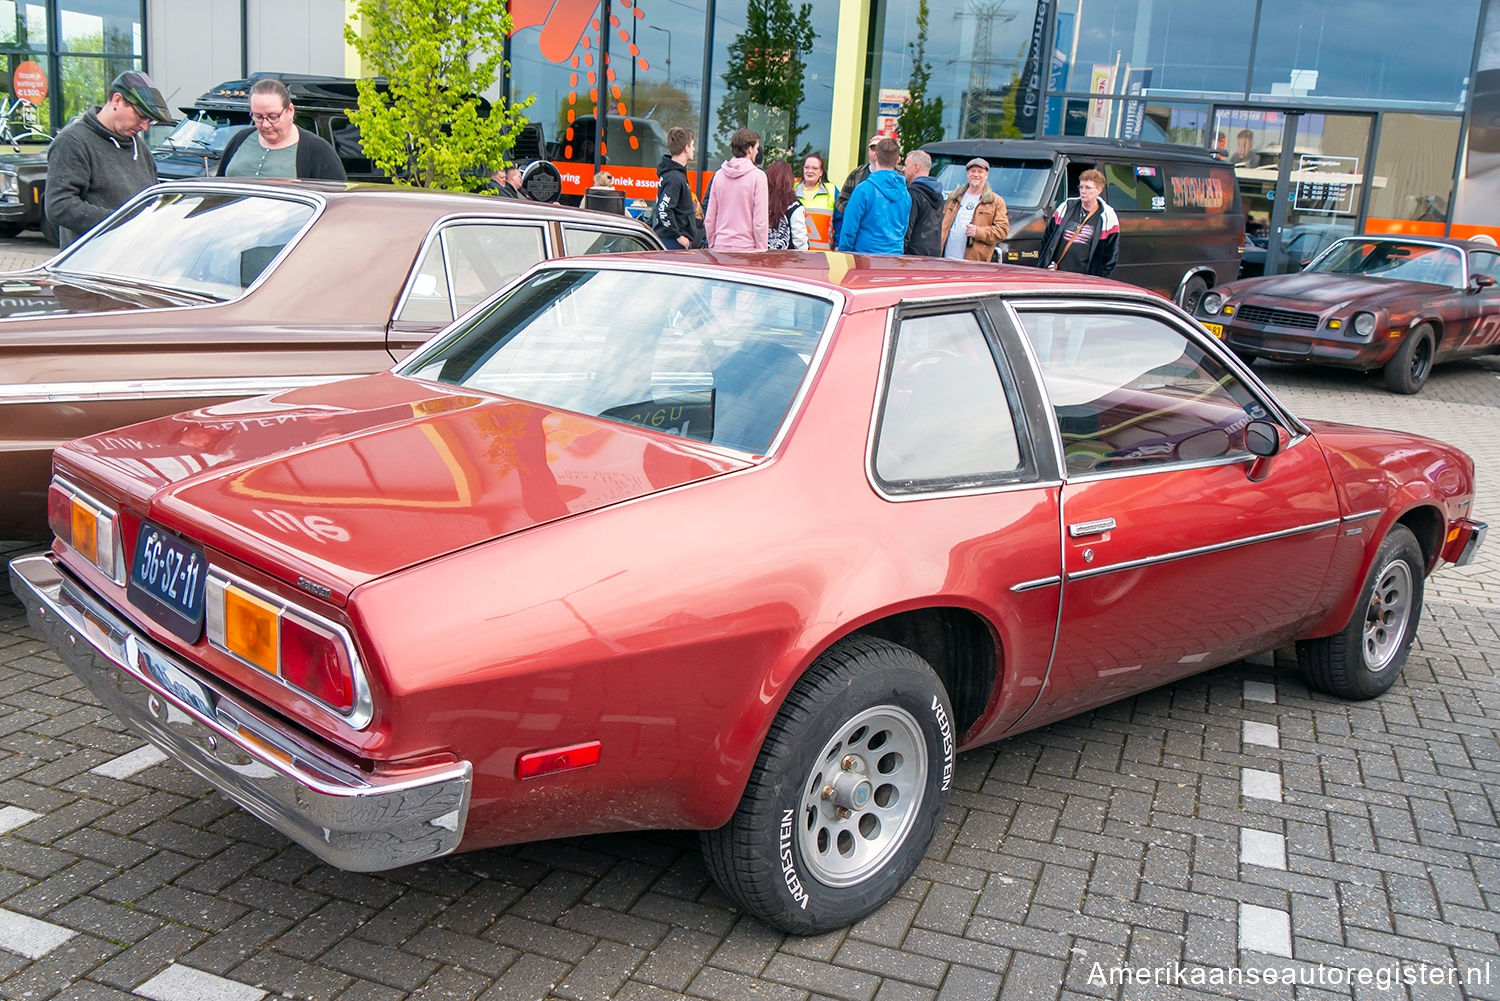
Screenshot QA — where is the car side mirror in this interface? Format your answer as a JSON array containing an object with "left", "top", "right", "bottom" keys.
[
  {"left": 1468, "top": 273, "right": 1495, "bottom": 293},
  {"left": 1245, "top": 420, "right": 1285, "bottom": 482}
]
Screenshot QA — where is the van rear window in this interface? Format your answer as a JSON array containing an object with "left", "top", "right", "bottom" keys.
[
  {"left": 1102, "top": 162, "right": 1166, "bottom": 212},
  {"left": 930, "top": 156, "right": 1054, "bottom": 207},
  {"left": 1165, "top": 165, "right": 1239, "bottom": 215}
]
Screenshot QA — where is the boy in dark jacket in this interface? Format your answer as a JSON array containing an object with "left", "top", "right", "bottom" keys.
[
  {"left": 903, "top": 149, "right": 944, "bottom": 256},
  {"left": 653, "top": 127, "right": 703, "bottom": 249}
]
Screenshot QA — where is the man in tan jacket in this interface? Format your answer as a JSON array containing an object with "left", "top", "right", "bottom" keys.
[{"left": 940, "top": 158, "right": 1009, "bottom": 262}]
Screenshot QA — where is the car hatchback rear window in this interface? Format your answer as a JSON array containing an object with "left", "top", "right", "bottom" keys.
[{"left": 402, "top": 268, "right": 835, "bottom": 456}]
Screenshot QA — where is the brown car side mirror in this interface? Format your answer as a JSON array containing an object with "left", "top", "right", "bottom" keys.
[{"left": 1468, "top": 273, "right": 1496, "bottom": 293}]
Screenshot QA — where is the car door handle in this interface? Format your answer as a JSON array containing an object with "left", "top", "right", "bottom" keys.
[{"left": 1068, "top": 517, "right": 1117, "bottom": 538}]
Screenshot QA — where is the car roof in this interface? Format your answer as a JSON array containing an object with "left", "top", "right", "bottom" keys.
[
  {"left": 921, "top": 136, "right": 1227, "bottom": 165},
  {"left": 147, "top": 178, "right": 652, "bottom": 229},
  {"left": 1330, "top": 234, "right": 1488, "bottom": 251},
  {"left": 556, "top": 250, "right": 1154, "bottom": 311}
]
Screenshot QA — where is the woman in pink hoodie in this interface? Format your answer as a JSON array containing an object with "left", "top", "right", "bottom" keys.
[{"left": 705, "top": 128, "right": 768, "bottom": 251}]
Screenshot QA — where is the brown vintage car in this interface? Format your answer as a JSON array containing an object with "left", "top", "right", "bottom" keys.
[
  {"left": 1196, "top": 235, "right": 1500, "bottom": 393},
  {"left": 0, "top": 179, "right": 661, "bottom": 538}
]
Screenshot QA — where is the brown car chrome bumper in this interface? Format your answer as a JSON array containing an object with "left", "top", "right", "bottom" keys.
[{"left": 8, "top": 553, "right": 471, "bottom": 872}]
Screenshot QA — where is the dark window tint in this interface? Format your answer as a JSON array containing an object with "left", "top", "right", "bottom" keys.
[
  {"left": 1102, "top": 162, "right": 1166, "bottom": 212},
  {"left": 561, "top": 227, "right": 655, "bottom": 255}
]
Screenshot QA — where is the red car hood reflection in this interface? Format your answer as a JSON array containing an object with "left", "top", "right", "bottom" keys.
[
  {"left": 60, "top": 373, "right": 748, "bottom": 601},
  {"left": 1233, "top": 271, "right": 1441, "bottom": 308}
]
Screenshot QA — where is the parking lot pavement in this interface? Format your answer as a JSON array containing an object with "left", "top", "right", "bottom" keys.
[
  {"left": 1, "top": 315, "right": 1498, "bottom": 1001},
  {"left": 0, "top": 233, "right": 53, "bottom": 270}
]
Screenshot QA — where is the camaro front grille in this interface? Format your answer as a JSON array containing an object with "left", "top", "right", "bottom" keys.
[{"left": 1235, "top": 304, "right": 1320, "bottom": 330}]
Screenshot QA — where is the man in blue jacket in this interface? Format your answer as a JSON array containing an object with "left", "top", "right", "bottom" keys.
[{"left": 836, "top": 137, "right": 911, "bottom": 255}]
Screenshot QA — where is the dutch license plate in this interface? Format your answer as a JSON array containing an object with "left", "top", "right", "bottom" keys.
[
  {"left": 1202, "top": 322, "right": 1225, "bottom": 338},
  {"left": 128, "top": 522, "right": 207, "bottom": 642}
]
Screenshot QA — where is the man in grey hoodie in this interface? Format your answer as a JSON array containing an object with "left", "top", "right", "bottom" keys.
[{"left": 45, "top": 71, "right": 175, "bottom": 248}]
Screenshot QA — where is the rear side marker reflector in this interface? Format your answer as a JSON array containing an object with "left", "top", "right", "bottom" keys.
[{"left": 516, "top": 741, "right": 602, "bottom": 779}]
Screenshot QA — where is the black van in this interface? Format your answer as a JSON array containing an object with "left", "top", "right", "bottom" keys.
[{"left": 922, "top": 138, "right": 1243, "bottom": 311}]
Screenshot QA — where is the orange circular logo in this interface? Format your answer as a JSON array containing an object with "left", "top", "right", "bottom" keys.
[{"left": 12, "top": 61, "right": 47, "bottom": 103}]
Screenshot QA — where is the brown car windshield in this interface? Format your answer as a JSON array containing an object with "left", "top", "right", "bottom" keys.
[
  {"left": 1310, "top": 240, "right": 1465, "bottom": 287},
  {"left": 51, "top": 189, "right": 317, "bottom": 300},
  {"left": 402, "top": 267, "right": 834, "bottom": 456}
]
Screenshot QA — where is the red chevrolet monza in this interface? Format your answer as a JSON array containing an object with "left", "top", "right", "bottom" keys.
[{"left": 10, "top": 253, "right": 1487, "bottom": 934}]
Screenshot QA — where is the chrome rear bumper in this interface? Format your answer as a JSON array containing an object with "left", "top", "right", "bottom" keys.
[{"left": 8, "top": 553, "right": 471, "bottom": 872}]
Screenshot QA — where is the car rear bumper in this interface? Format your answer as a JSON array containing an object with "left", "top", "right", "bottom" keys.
[{"left": 8, "top": 553, "right": 471, "bottom": 872}]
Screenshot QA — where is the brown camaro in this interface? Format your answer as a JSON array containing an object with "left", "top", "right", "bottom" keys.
[
  {"left": 0, "top": 179, "right": 661, "bottom": 538},
  {"left": 1195, "top": 236, "right": 1500, "bottom": 394}
]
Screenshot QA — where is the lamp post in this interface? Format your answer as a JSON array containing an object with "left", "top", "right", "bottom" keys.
[{"left": 648, "top": 24, "right": 672, "bottom": 86}]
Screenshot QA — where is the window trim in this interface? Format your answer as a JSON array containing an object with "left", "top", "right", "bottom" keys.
[
  {"left": 559, "top": 223, "right": 658, "bottom": 256},
  {"left": 1005, "top": 297, "right": 1307, "bottom": 482},
  {"left": 866, "top": 299, "right": 1044, "bottom": 500}
]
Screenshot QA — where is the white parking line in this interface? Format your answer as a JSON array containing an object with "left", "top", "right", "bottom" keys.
[
  {"left": 1242, "top": 720, "right": 1280, "bottom": 748},
  {"left": 0, "top": 908, "right": 76, "bottom": 959},
  {"left": 134, "top": 964, "right": 266, "bottom": 1001},
  {"left": 1241, "top": 768, "right": 1283, "bottom": 802},
  {"left": 0, "top": 806, "right": 41, "bottom": 834},
  {"left": 90, "top": 744, "right": 167, "bottom": 780},
  {"left": 1239, "top": 828, "right": 1287, "bottom": 870},
  {"left": 1239, "top": 903, "right": 1293, "bottom": 957}
]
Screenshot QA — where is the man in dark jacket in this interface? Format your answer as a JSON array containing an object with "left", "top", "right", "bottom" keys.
[
  {"left": 653, "top": 126, "right": 703, "bottom": 249},
  {"left": 903, "top": 149, "right": 944, "bottom": 256},
  {"left": 45, "top": 71, "right": 174, "bottom": 249},
  {"left": 836, "top": 138, "right": 910, "bottom": 254},
  {"left": 831, "top": 134, "right": 879, "bottom": 244}
]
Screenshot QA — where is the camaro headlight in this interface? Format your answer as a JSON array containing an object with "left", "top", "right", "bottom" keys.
[
  {"left": 1352, "top": 312, "right": 1377, "bottom": 337},
  {"left": 1200, "top": 292, "right": 1224, "bottom": 316}
]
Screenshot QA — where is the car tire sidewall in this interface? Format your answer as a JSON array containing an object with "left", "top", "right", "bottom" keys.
[
  {"left": 708, "top": 640, "right": 955, "bottom": 934},
  {"left": 1384, "top": 326, "right": 1434, "bottom": 394}
]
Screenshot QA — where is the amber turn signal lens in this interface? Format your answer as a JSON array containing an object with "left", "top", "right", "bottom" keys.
[
  {"left": 223, "top": 587, "right": 279, "bottom": 674},
  {"left": 70, "top": 500, "right": 99, "bottom": 564}
]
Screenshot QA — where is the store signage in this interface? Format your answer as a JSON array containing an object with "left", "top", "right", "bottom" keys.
[
  {"left": 12, "top": 61, "right": 46, "bottom": 104},
  {"left": 1294, "top": 154, "right": 1358, "bottom": 214},
  {"left": 1016, "top": 0, "right": 1053, "bottom": 136}
]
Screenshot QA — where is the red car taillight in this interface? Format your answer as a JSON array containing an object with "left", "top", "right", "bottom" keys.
[
  {"left": 48, "top": 478, "right": 124, "bottom": 584},
  {"left": 280, "top": 615, "right": 355, "bottom": 713},
  {"left": 207, "top": 572, "right": 367, "bottom": 725}
]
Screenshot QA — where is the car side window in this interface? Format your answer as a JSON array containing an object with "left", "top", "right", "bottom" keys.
[
  {"left": 562, "top": 227, "right": 655, "bottom": 255},
  {"left": 328, "top": 115, "right": 373, "bottom": 174},
  {"left": 1469, "top": 250, "right": 1500, "bottom": 285},
  {"left": 397, "top": 224, "right": 548, "bottom": 324},
  {"left": 874, "top": 311, "right": 1024, "bottom": 488},
  {"left": 1102, "top": 162, "right": 1166, "bottom": 212},
  {"left": 1016, "top": 310, "right": 1273, "bottom": 476}
]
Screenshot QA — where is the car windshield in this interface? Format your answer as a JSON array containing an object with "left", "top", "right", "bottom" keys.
[
  {"left": 930, "top": 156, "right": 1053, "bottom": 206},
  {"left": 402, "top": 268, "right": 835, "bottom": 455},
  {"left": 1309, "top": 240, "right": 1465, "bottom": 286},
  {"left": 156, "top": 112, "right": 247, "bottom": 153},
  {"left": 50, "top": 189, "right": 317, "bottom": 300}
]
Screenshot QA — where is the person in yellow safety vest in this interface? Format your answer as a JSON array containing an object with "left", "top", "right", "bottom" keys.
[{"left": 795, "top": 152, "right": 836, "bottom": 210}]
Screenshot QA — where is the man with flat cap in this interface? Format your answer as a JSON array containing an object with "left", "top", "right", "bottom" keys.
[{"left": 46, "top": 70, "right": 176, "bottom": 248}]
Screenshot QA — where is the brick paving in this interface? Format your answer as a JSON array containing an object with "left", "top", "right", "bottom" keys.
[{"left": 1, "top": 257, "right": 1498, "bottom": 999}]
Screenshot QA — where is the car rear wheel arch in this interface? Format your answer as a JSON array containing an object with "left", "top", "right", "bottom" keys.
[{"left": 849, "top": 606, "right": 997, "bottom": 737}]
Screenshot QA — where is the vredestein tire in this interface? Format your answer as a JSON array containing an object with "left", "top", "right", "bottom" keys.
[
  {"left": 1297, "top": 524, "right": 1424, "bottom": 700},
  {"left": 701, "top": 636, "right": 955, "bottom": 934}
]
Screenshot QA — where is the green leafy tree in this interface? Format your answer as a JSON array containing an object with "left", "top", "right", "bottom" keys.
[
  {"left": 715, "top": 0, "right": 816, "bottom": 162},
  {"left": 896, "top": 0, "right": 944, "bottom": 151},
  {"left": 344, "top": 0, "right": 535, "bottom": 191}
]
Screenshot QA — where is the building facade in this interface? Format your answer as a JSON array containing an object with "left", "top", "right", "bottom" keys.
[{"left": 8, "top": 0, "right": 1499, "bottom": 273}]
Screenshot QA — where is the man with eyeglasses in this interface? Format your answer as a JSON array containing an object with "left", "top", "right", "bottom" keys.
[
  {"left": 217, "top": 78, "right": 346, "bottom": 181},
  {"left": 44, "top": 70, "right": 175, "bottom": 248}
]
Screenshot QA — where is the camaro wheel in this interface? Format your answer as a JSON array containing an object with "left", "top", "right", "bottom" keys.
[
  {"left": 1297, "top": 525, "right": 1424, "bottom": 700},
  {"left": 1179, "top": 274, "right": 1209, "bottom": 313},
  {"left": 1383, "top": 325, "right": 1435, "bottom": 394},
  {"left": 701, "top": 636, "right": 955, "bottom": 934}
]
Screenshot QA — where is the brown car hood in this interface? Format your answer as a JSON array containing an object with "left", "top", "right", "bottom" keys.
[
  {"left": 1229, "top": 271, "right": 1441, "bottom": 309},
  {"left": 57, "top": 373, "right": 750, "bottom": 602}
]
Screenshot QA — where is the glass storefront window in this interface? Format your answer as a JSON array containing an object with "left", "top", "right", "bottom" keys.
[
  {"left": 1043, "top": 95, "right": 1207, "bottom": 147},
  {"left": 1367, "top": 114, "right": 1460, "bottom": 230},
  {"left": 60, "top": 0, "right": 140, "bottom": 53},
  {"left": 1250, "top": 0, "right": 1480, "bottom": 110},
  {"left": 59, "top": 54, "right": 138, "bottom": 121},
  {"left": 869, "top": 0, "right": 1043, "bottom": 142},
  {"left": 1054, "top": 0, "right": 1256, "bottom": 99}
]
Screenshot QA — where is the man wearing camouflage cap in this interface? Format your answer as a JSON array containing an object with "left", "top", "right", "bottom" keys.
[{"left": 45, "top": 70, "right": 175, "bottom": 248}]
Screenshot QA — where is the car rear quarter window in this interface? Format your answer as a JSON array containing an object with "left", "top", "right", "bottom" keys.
[
  {"left": 1016, "top": 309, "right": 1271, "bottom": 476},
  {"left": 398, "top": 223, "right": 549, "bottom": 324},
  {"left": 561, "top": 226, "right": 656, "bottom": 255},
  {"left": 874, "top": 310, "right": 1024, "bottom": 489},
  {"left": 1102, "top": 162, "right": 1166, "bottom": 212},
  {"left": 402, "top": 268, "right": 834, "bottom": 456}
]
